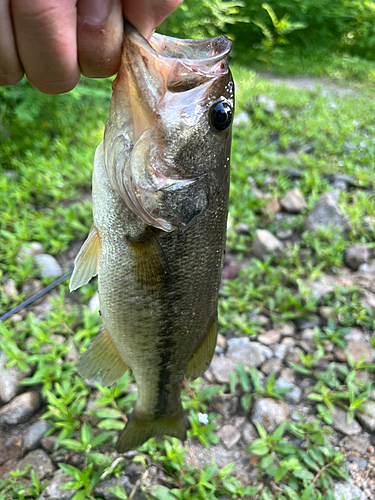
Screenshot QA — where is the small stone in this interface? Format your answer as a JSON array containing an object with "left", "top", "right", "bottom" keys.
[
  {"left": 66, "top": 339, "right": 79, "bottom": 363},
  {"left": 216, "top": 334, "right": 227, "bottom": 350},
  {"left": 221, "top": 260, "right": 242, "bottom": 281},
  {"left": 258, "top": 330, "right": 280, "bottom": 346},
  {"left": 251, "top": 398, "right": 290, "bottom": 433},
  {"left": 227, "top": 338, "right": 272, "bottom": 368},
  {"left": 356, "top": 401, "right": 375, "bottom": 432},
  {"left": 23, "top": 420, "right": 50, "bottom": 452},
  {"left": 21, "top": 279, "right": 44, "bottom": 302},
  {"left": 304, "top": 193, "right": 347, "bottom": 233},
  {"left": 260, "top": 357, "right": 283, "bottom": 375},
  {"left": 274, "top": 379, "right": 302, "bottom": 405},
  {"left": 281, "top": 108, "right": 290, "bottom": 118},
  {"left": 3, "top": 279, "right": 18, "bottom": 299},
  {"left": 279, "top": 368, "right": 296, "bottom": 384},
  {"left": 273, "top": 344, "right": 288, "bottom": 360},
  {"left": 274, "top": 322, "right": 296, "bottom": 337},
  {"left": 285, "top": 347, "right": 303, "bottom": 365},
  {"left": 241, "top": 422, "right": 258, "bottom": 445},
  {"left": 295, "top": 316, "right": 320, "bottom": 330},
  {"left": 209, "top": 357, "right": 237, "bottom": 384},
  {"left": 41, "top": 470, "right": 76, "bottom": 499},
  {"left": 252, "top": 230, "right": 282, "bottom": 260},
  {"left": 0, "top": 351, "right": 30, "bottom": 403},
  {"left": 88, "top": 291, "right": 100, "bottom": 312},
  {"left": 333, "top": 481, "right": 366, "bottom": 500},
  {"left": 16, "top": 449, "right": 54, "bottom": 480},
  {"left": 276, "top": 228, "right": 293, "bottom": 240},
  {"left": 331, "top": 407, "right": 362, "bottom": 436},
  {"left": 255, "top": 94, "right": 276, "bottom": 113},
  {"left": 94, "top": 474, "right": 146, "bottom": 500},
  {"left": 41, "top": 436, "right": 58, "bottom": 454},
  {"left": 319, "top": 306, "right": 335, "bottom": 319},
  {"left": 217, "top": 425, "right": 241, "bottom": 449},
  {"left": 301, "top": 328, "right": 315, "bottom": 341},
  {"left": 339, "top": 435, "right": 371, "bottom": 454},
  {"left": 233, "top": 111, "right": 250, "bottom": 127},
  {"left": 234, "top": 222, "right": 250, "bottom": 234},
  {"left": 0, "top": 391, "right": 41, "bottom": 425},
  {"left": 345, "top": 243, "right": 370, "bottom": 270},
  {"left": 262, "top": 197, "right": 281, "bottom": 215},
  {"left": 17, "top": 242, "right": 43, "bottom": 260},
  {"left": 279, "top": 188, "right": 306, "bottom": 213},
  {"left": 34, "top": 254, "right": 62, "bottom": 278}
]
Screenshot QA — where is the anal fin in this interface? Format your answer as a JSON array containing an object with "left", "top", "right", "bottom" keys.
[
  {"left": 78, "top": 325, "right": 130, "bottom": 386},
  {"left": 186, "top": 314, "right": 217, "bottom": 379},
  {"left": 70, "top": 225, "right": 101, "bottom": 291}
]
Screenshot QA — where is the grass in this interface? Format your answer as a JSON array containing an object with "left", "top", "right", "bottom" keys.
[{"left": 0, "top": 53, "right": 375, "bottom": 499}]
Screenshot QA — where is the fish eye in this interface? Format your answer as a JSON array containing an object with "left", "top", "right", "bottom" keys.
[{"left": 210, "top": 100, "right": 233, "bottom": 131}]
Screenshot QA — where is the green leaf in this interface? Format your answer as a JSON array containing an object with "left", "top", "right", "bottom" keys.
[
  {"left": 98, "top": 419, "right": 125, "bottom": 430},
  {"left": 58, "top": 463, "right": 81, "bottom": 480}
]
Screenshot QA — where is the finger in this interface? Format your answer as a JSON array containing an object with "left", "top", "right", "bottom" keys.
[
  {"left": 0, "top": 0, "right": 23, "bottom": 85},
  {"left": 121, "top": 0, "right": 184, "bottom": 39},
  {"left": 11, "top": 0, "right": 80, "bottom": 94},
  {"left": 77, "top": 0, "right": 124, "bottom": 78}
]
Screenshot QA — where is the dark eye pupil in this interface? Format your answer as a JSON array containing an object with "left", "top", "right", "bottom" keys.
[{"left": 211, "top": 102, "right": 232, "bottom": 131}]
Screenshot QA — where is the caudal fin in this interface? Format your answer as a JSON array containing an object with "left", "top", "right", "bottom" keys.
[{"left": 116, "top": 409, "right": 186, "bottom": 453}]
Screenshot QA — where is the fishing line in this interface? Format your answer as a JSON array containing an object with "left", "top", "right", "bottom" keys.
[{"left": 0, "top": 268, "right": 73, "bottom": 322}]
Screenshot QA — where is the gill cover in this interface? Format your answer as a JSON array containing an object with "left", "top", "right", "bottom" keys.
[{"left": 103, "top": 22, "right": 232, "bottom": 232}]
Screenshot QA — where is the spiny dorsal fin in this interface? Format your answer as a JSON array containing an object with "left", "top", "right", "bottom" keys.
[
  {"left": 70, "top": 225, "right": 101, "bottom": 291},
  {"left": 77, "top": 324, "right": 130, "bottom": 386},
  {"left": 186, "top": 314, "right": 218, "bottom": 380}
]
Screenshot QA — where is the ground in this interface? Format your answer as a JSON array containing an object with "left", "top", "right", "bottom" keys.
[{"left": 0, "top": 68, "right": 375, "bottom": 500}]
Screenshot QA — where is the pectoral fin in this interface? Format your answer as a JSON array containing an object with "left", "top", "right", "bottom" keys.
[
  {"left": 78, "top": 325, "right": 130, "bottom": 386},
  {"left": 186, "top": 314, "right": 218, "bottom": 379},
  {"left": 69, "top": 226, "right": 101, "bottom": 291}
]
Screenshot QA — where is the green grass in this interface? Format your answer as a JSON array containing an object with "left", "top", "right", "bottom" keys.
[{"left": 1, "top": 56, "right": 375, "bottom": 499}]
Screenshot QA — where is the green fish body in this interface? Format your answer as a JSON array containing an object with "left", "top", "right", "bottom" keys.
[{"left": 70, "top": 22, "right": 234, "bottom": 452}]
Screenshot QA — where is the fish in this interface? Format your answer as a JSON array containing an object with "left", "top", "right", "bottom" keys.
[{"left": 69, "top": 21, "right": 234, "bottom": 453}]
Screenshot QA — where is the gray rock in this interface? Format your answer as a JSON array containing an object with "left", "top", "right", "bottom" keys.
[
  {"left": 21, "top": 279, "right": 44, "bottom": 302},
  {"left": 35, "top": 254, "right": 62, "bottom": 278},
  {"left": 262, "top": 197, "right": 281, "bottom": 215},
  {"left": 345, "top": 244, "right": 370, "bottom": 270},
  {"left": 333, "top": 481, "right": 366, "bottom": 500},
  {"left": 358, "top": 258, "right": 375, "bottom": 274},
  {"left": 17, "top": 242, "right": 43, "bottom": 260},
  {"left": 252, "top": 230, "right": 282, "bottom": 260},
  {"left": 88, "top": 292, "right": 100, "bottom": 312},
  {"left": 0, "top": 391, "right": 41, "bottom": 425},
  {"left": 258, "top": 330, "right": 281, "bottom": 346},
  {"left": 275, "top": 379, "right": 302, "bottom": 405},
  {"left": 251, "top": 398, "right": 290, "bottom": 433},
  {"left": 276, "top": 228, "right": 294, "bottom": 240},
  {"left": 3, "top": 279, "right": 18, "bottom": 299},
  {"left": 356, "top": 401, "right": 375, "bottom": 432},
  {"left": 339, "top": 435, "right": 371, "bottom": 454},
  {"left": 0, "top": 351, "right": 30, "bottom": 404},
  {"left": 279, "top": 188, "right": 306, "bottom": 213},
  {"left": 94, "top": 474, "right": 146, "bottom": 500},
  {"left": 256, "top": 95, "right": 276, "bottom": 113},
  {"left": 66, "top": 339, "right": 79, "bottom": 363},
  {"left": 226, "top": 339, "right": 272, "bottom": 368},
  {"left": 274, "top": 322, "right": 296, "bottom": 337},
  {"left": 242, "top": 422, "right": 258, "bottom": 445},
  {"left": 209, "top": 357, "right": 237, "bottom": 384},
  {"left": 23, "top": 420, "right": 50, "bottom": 451},
  {"left": 279, "top": 368, "right": 296, "bottom": 384},
  {"left": 41, "top": 470, "right": 76, "bottom": 500},
  {"left": 233, "top": 111, "right": 250, "bottom": 127},
  {"left": 217, "top": 424, "right": 241, "bottom": 449},
  {"left": 273, "top": 344, "right": 288, "bottom": 360},
  {"left": 331, "top": 407, "right": 362, "bottom": 436},
  {"left": 260, "top": 357, "right": 283, "bottom": 375},
  {"left": 234, "top": 222, "right": 251, "bottom": 235},
  {"left": 41, "top": 436, "right": 58, "bottom": 454},
  {"left": 16, "top": 449, "right": 54, "bottom": 480},
  {"left": 304, "top": 193, "right": 347, "bottom": 233}
]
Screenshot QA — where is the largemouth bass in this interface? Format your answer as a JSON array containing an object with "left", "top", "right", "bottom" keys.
[{"left": 70, "top": 22, "right": 234, "bottom": 452}]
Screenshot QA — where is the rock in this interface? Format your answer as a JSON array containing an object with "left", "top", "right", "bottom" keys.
[
  {"left": 216, "top": 334, "right": 227, "bottom": 351},
  {"left": 339, "top": 435, "right": 372, "bottom": 454},
  {"left": 262, "top": 197, "right": 281, "bottom": 215},
  {"left": 334, "top": 329, "right": 373, "bottom": 364},
  {"left": 304, "top": 193, "right": 347, "bottom": 233},
  {"left": 21, "top": 279, "right": 44, "bottom": 301},
  {"left": 234, "top": 222, "right": 250, "bottom": 234},
  {"left": 41, "top": 436, "right": 58, "bottom": 454},
  {"left": 251, "top": 398, "right": 290, "bottom": 433},
  {"left": 217, "top": 425, "right": 241, "bottom": 449},
  {"left": 319, "top": 306, "right": 335, "bottom": 319},
  {"left": 274, "top": 379, "right": 302, "bottom": 405},
  {"left": 41, "top": 470, "right": 76, "bottom": 499},
  {"left": 221, "top": 260, "right": 242, "bottom": 281},
  {"left": 356, "top": 401, "right": 375, "bottom": 432},
  {"left": 276, "top": 228, "right": 294, "bottom": 240},
  {"left": 274, "top": 322, "right": 296, "bottom": 337},
  {"left": 252, "top": 230, "right": 282, "bottom": 260},
  {"left": 226, "top": 338, "right": 272, "bottom": 368},
  {"left": 23, "top": 420, "right": 50, "bottom": 452},
  {"left": 209, "top": 357, "right": 237, "bottom": 384},
  {"left": 255, "top": 95, "right": 276, "bottom": 113},
  {"left": 34, "top": 254, "right": 62, "bottom": 278},
  {"left": 0, "top": 391, "right": 41, "bottom": 425},
  {"left": 279, "top": 188, "right": 307, "bottom": 213},
  {"left": 331, "top": 407, "right": 362, "bottom": 436},
  {"left": 273, "top": 344, "right": 288, "bottom": 360},
  {"left": 0, "top": 351, "right": 30, "bottom": 404},
  {"left": 3, "top": 279, "right": 18, "bottom": 299},
  {"left": 17, "top": 242, "right": 43, "bottom": 260},
  {"left": 258, "top": 330, "right": 281, "bottom": 346},
  {"left": 0, "top": 438, "right": 23, "bottom": 466},
  {"left": 242, "top": 422, "right": 258, "bottom": 445},
  {"left": 94, "top": 474, "right": 146, "bottom": 500},
  {"left": 358, "top": 258, "right": 375, "bottom": 274},
  {"left": 333, "top": 481, "right": 366, "bottom": 500},
  {"left": 233, "top": 111, "right": 250, "bottom": 127},
  {"left": 301, "top": 329, "right": 315, "bottom": 341},
  {"left": 345, "top": 244, "right": 370, "bottom": 270},
  {"left": 285, "top": 347, "right": 303, "bottom": 365},
  {"left": 279, "top": 368, "right": 296, "bottom": 384},
  {"left": 88, "top": 292, "right": 100, "bottom": 312},
  {"left": 66, "top": 339, "right": 79, "bottom": 363},
  {"left": 260, "top": 357, "right": 283, "bottom": 375},
  {"left": 16, "top": 449, "right": 54, "bottom": 480},
  {"left": 295, "top": 316, "right": 320, "bottom": 330}
]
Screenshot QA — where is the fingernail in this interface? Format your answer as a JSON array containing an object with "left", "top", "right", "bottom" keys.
[{"left": 77, "top": 0, "right": 112, "bottom": 24}]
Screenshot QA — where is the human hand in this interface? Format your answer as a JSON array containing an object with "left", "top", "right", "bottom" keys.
[{"left": 0, "top": 0, "right": 183, "bottom": 94}]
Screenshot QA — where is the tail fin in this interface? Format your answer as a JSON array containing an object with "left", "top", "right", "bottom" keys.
[{"left": 116, "top": 408, "right": 186, "bottom": 453}]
